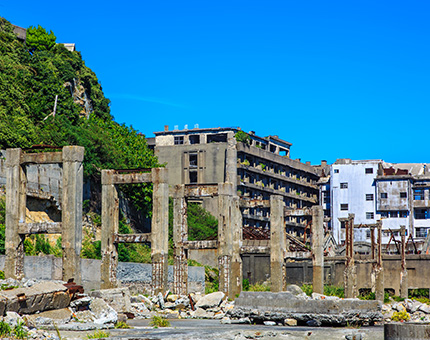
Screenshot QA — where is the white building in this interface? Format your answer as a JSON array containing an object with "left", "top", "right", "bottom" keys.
[{"left": 330, "top": 159, "right": 380, "bottom": 244}]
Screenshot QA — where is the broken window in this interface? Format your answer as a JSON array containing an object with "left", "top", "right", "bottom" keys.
[
  {"left": 189, "top": 135, "right": 200, "bottom": 144},
  {"left": 174, "top": 136, "right": 184, "bottom": 145},
  {"left": 366, "top": 212, "right": 374, "bottom": 219},
  {"left": 365, "top": 168, "right": 373, "bottom": 174},
  {"left": 414, "top": 189, "right": 424, "bottom": 200},
  {"left": 207, "top": 133, "right": 227, "bottom": 143},
  {"left": 340, "top": 183, "right": 348, "bottom": 189},
  {"left": 189, "top": 171, "right": 198, "bottom": 184},
  {"left": 189, "top": 153, "right": 198, "bottom": 168},
  {"left": 366, "top": 194, "right": 374, "bottom": 201},
  {"left": 270, "top": 144, "right": 276, "bottom": 153},
  {"left": 400, "top": 192, "right": 407, "bottom": 198},
  {"left": 381, "top": 193, "right": 388, "bottom": 199},
  {"left": 340, "top": 203, "right": 348, "bottom": 211}
]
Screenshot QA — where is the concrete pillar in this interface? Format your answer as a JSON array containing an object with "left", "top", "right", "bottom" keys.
[
  {"left": 173, "top": 185, "right": 188, "bottom": 295},
  {"left": 61, "top": 146, "right": 84, "bottom": 284},
  {"left": 218, "top": 183, "right": 242, "bottom": 299},
  {"left": 270, "top": 195, "right": 286, "bottom": 292},
  {"left": 226, "top": 133, "right": 238, "bottom": 192},
  {"left": 400, "top": 225, "right": 408, "bottom": 299},
  {"left": 375, "top": 221, "right": 384, "bottom": 301},
  {"left": 311, "top": 205, "right": 324, "bottom": 295},
  {"left": 151, "top": 168, "right": 169, "bottom": 295},
  {"left": 344, "top": 214, "right": 357, "bottom": 298},
  {"left": 5, "top": 148, "right": 25, "bottom": 279},
  {"left": 101, "top": 170, "right": 119, "bottom": 289}
]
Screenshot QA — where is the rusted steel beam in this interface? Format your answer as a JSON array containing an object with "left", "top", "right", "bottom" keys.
[
  {"left": 184, "top": 240, "right": 218, "bottom": 249},
  {"left": 114, "top": 233, "right": 151, "bottom": 243},
  {"left": 18, "top": 222, "right": 62, "bottom": 234},
  {"left": 239, "top": 199, "right": 270, "bottom": 208},
  {"left": 284, "top": 207, "right": 312, "bottom": 216},
  {"left": 110, "top": 172, "right": 152, "bottom": 184},
  {"left": 21, "top": 152, "right": 63, "bottom": 164},
  {"left": 184, "top": 184, "right": 219, "bottom": 197}
]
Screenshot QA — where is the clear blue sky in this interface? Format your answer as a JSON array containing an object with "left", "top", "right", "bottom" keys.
[{"left": 2, "top": 1, "right": 429, "bottom": 165}]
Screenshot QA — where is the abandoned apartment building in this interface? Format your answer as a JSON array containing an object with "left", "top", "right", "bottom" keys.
[{"left": 147, "top": 125, "right": 319, "bottom": 237}]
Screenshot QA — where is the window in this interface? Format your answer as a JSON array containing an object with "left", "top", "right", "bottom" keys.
[
  {"left": 323, "top": 191, "right": 330, "bottom": 204},
  {"left": 174, "top": 136, "right": 184, "bottom": 145},
  {"left": 189, "top": 171, "right": 198, "bottom": 183},
  {"left": 414, "top": 189, "right": 424, "bottom": 200},
  {"left": 207, "top": 133, "right": 227, "bottom": 143},
  {"left": 365, "top": 168, "right": 373, "bottom": 174},
  {"left": 381, "top": 193, "right": 388, "bottom": 199},
  {"left": 415, "top": 209, "right": 429, "bottom": 220},
  {"left": 366, "top": 194, "right": 374, "bottom": 201},
  {"left": 400, "top": 192, "right": 407, "bottom": 198},
  {"left": 340, "top": 204, "right": 348, "bottom": 211},
  {"left": 389, "top": 211, "right": 398, "bottom": 218},
  {"left": 340, "top": 183, "right": 348, "bottom": 189},
  {"left": 334, "top": 169, "right": 339, "bottom": 174},
  {"left": 416, "top": 228, "right": 428, "bottom": 238},
  {"left": 189, "top": 135, "right": 200, "bottom": 144},
  {"left": 380, "top": 211, "right": 388, "bottom": 218},
  {"left": 399, "top": 211, "right": 408, "bottom": 218},
  {"left": 366, "top": 212, "right": 374, "bottom": 219},
  {"left": 189, "top": 153, "right": 198, "bottom": 168}
]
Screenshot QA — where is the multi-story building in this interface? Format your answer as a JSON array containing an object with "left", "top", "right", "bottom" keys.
[
  {"left": 328, "top": 159, "right": 430, "bottom": 249},
  {"left": 149, "top": 126, "right": 320, "bottom": 236}
]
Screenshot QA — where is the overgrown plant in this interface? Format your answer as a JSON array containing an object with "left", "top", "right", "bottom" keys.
[
  {"left": 0, "top": 320, "right": 11, "bottom": 337},
  {"left": 13, "top": 320, "right": 28, "bottom": 339},
  {"left": 86, "top": 330, "right": 110, "bottom": 339},
  {"left": 150, "top": 315, "right": 170, "bottom": 328}
]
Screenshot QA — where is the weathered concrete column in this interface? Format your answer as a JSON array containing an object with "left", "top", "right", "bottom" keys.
[
  {"left": 400, "top": 225, "right": 408, "bottom": 299},
  {"left": 101, "top": 170, "right": 119, "bottom": 289},
  {"left": 344, "top": 214, "right": 357, "bottom": 298},
  {"left": 218, "top": 183, "right": 242, "bottom": 299},
  {"left": 375, "top": 221, "right": 384, "bottom": 301},
  {"left": 270, "top": 195, "right": 286, "bottom": 292},
  {"left": 5, "top": 148, "right": 26, "bottom": 279},
  {"left": 173, "top": 184, "right": 188, "bottom": 295},
  {"left": 311, "top": 205, "right": 324, "bottom": 295},
  {"left": 62, "top": 146, "right": 84, "bottom": 284},
  {"left": 226, "top": 133, "right": 238, "bottom": 192},
  {"left": 151, "top": 168, "right": 169, "bottom": 295}
]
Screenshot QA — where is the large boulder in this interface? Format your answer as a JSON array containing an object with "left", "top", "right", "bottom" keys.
[
  {"left": 195, "top": 292, "right": 225, "bottom": 309},
  {"left": 89, "top": 287, "right": 131, "bottom": 314}
]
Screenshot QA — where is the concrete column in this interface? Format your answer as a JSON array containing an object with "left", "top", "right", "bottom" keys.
[
  {"left": 400, "top": 225, "right": 408, "bottom": 299},
  {"left": 218, "top": 182, "right": 242, "bottom": 299},
  {"left": 173, "top": 185, "right": 188, "bottom": 295},
  {"left": 270, "top": 195, "right": 286, "bottom": 292},
  {"left": 344, "top": 214, "right": 357, "bottom": 298},
  {"left": 375, "top": 221, "right": 384, "bottom": 301},
  {"left": 226, "top": 133, "right": 238, "bottom": 191},
  {"left": 61, "top": 146, "right": 84, "bottom": 284},
  {"left": 151, "top": 168, "right": 169, "bottom": 295},
  {"left": 101, "top": 170, "right": 119, "bottom": 289},
  {"left": 311, "top": 205, "right": 324, "bottom": 295},
  {"left": 5, "top": 148, "right": 25, "bottom": 279}
]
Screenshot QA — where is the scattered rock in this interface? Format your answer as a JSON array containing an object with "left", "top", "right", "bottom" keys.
[
  {"left": 286, "top": 284, "right": 304, "bottom": 296},
  {"left": 284, "top": 318, "right": 297, "bottom": 326},
  {"left": 195, "top": 292, "right": 225, "bottom": 309},
  {"left": 90, "top": 298, "right": 118, "bottom": 324},
  {"left": 264, "top": 321, "right": 276, "bottom": 326},
  {"left": 90, "top": 287, "right": 131, "bottom": 313}
]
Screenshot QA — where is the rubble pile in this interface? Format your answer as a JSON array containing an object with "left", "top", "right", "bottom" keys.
[{"left": 383, "top": 298, "right": 430, "bottom": 323}]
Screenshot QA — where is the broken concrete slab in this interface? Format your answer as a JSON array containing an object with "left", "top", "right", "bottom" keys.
[
  {"left": 195, "top": 292, "right": 225, "bottom": 309},
  {"left": 0, "top": 281, "right": 71, "bottom": 315},
  {"left": 89, "top": 287, "right": 131, "bottom": 313},
  {"left": 25, "top": 307, "right": 72, "bottom": 327},
  {"left": 89, "top": 298, "right": 118, "bottom": 324},
  {"left": 229, "top": 291, "right": 382, "bottom": 326}
]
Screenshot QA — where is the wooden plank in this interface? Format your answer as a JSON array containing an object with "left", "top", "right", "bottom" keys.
[
  {"left": 18, "top": 222, "right": 62, "bottom": 234},
  {"left": 114, "top": 233, "right": 151, "bottom": 243}
]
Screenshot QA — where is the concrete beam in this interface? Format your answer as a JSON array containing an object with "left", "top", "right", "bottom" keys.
[
  {"left": 114, "top": 233, "right": 151, "bottom": 243},
  {"left": 22, "top": 152, "right": 63, "bottom": 164},
  {"left": 61, "top": 146, "right": 84, "bottom": 284},
  {"left": 5, "top": 148, "right": 25, "bottom": 279},
  {"left": 184, "top": 240, "right": 219, "bottom": 249},
  {"left": 101, "top": 170, "right": 119, "bottom": 289},
  {"left": 311, "top": 206, "right": 324, "bottom": 295},
  {"left": 151, "top": 168, "right": 169, "bottom": 295},
  {"left": 110, "top": 172, "right": 152, "bottom": 184},
  {"left": 270, "top": 195, "right": 286, "bottom": 292},
  {"left": 18, "top": 222, "right": 62, "bottom": 234},
  {"left": 184, "top": 184, "right": 219, "bottom": 198}
]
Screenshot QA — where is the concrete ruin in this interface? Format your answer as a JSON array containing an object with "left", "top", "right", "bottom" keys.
[{"left": 4, "top": 146, "right": 84, "bottom": 283}]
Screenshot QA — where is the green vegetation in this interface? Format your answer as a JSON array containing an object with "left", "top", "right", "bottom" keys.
[
  {"left": 205, "top": 265, "right": 219, "bottom": 294},
  {"left": 242, "top": 279, "right": 270, "bottom": 292},
  {"left": 86, "top": 330, "right": 110, "bottom": 339},
  {"left": 391, "top": 309, "right": 410, "bottom": 322},
  {"left": 300, "top": 284, "right": 345, "bottom": 298},
  {"left": 187, "top": 203, "right": 218, "bottom": 241},
  {"left": 114, "top": 321, "right": 131, "bottom": 329},
  {"left": 26, "top": 25, "right": 56, "bottom": 52},
  {"left": 235, "top": 130, "right": 251, "bottom": 144},
  {"left": 24, "top": 234, "right": 62, "bottom": 257},
  {"left": 13, "top": 320, "right": 29, "bottom": 339},
  {"left": 0, "top": 320, "right": 11, "bottom": 337},
  {"left": 150, "top": 315, "right": 170, "bottom": 328}
]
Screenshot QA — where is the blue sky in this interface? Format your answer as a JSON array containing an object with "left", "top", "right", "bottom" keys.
[{"left": 2, "top": 1, "right": 429, "bottom": 165}]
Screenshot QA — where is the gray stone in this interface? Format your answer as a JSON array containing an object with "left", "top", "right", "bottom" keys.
[
  {"left": 90, "top": 298, "right": 118, "bottom": 324},
  {"left": 158, "top": 292, "right": 165, "bottom": 309},
  {"left": 284, "top": 318, "right": 297, "bottom": 326},
  {"left": 195, "top": 292, "right": 225, "bottom": 309},
  {"left": 89, "top": 287, "right": 131, "bottom": 313},
  {"left": 70, "top": 296, "right": 92, "bottom": 310},
  {"left": 345, "top": 334, "right": 362, "bottom": 340},
  {"left": 74, "top": 310, "right": 96, "bottom": 323},
  {"left": 418, "top": 303, "right": 430, "bottom": 314},
  {"left": 25, "top": 308, "right": 71, "bottom": 327},
  {"left": 3, "top": 311, "right": 23, "bottom": 327},
  {"left": 286, "top": 284, "right": 304, "bottom": 296},
  {"left": 264, "top": 321, "right": 276, "bottom": 326},
  {"left": 192, "top": 307, "right": 214, "bottom": 319}
]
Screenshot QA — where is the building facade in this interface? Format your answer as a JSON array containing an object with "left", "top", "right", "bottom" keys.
[{"left": 150, "top": 126, "right": 319, "bottom": 236}]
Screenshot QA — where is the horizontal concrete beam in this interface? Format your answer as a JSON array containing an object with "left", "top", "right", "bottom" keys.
[
  {"left": 18, "top": 222, "right": 62, "bottom": 234},
  {"left": 22, "top": 152, "right": 63, "bottom": 164},
  {"left": 184, "top": 184, "right": 219, "bottom": 197},
  {"left": 284, "top": 208, "right": 312, "bottom": 216},
  {"left": 184, "top": 240, "right": 218, "bottom": 249},
  {"left": 240, "top": 246, "right": 270, "bottom": 254},
  {"left": 114, "top": 233, "right": 151, "bottom": 243},
  {"left": 240, "top": 199, "right": 270, "bottom": 208},
  {"left": 103, "top": 172, "right": 152, "bottom": 185}
]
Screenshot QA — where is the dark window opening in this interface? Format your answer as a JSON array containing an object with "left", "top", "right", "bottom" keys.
[
  {"left": 365, "top": 168, "right": 373, "bottom": 174},
  {"left": 334, "top": 169, "right": 339, "bottom": 173},
  {"left": 189, "top": 171, "right": 198, "bottom": 183},
  {"left": 381, "top": 193, "right": 388, "bottom": 199},
  {"left": 366, "top": 194, "right": 374, "bottom": 201},
  {"left": 400, "top": 192, "right": 407, "bottom": 198},
  {"left": 340, "top": 182, "right": 348, "bottom": 189},
  {"left": 366, "top": 212, "right": 374, "bottom": 219},
  {"left": 340, "top": 203, "right": 348, "bottom": 211},
  {"left": 270, "top": 145, "right": 276, "bottom": 153},
  {"left": 189, "top": 153, "right": 198, "bottom": 168},
  {"left": 207, "top": 133, "right": 227, "bottom": 143},
  {"left": 189, "top": 135, "right": 200, "bottom": 144},
  {"left": 174, "top": 136, "right": 184, "bottom": 145},
  {"left": 414, "top": 189, "right": 424, "bottom": 200}
]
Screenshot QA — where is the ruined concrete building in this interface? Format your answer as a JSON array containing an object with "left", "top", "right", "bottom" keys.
[
  {"left": 148, "top": 126, "right": 319, "bottom": 236},
  {"left": 328, "top": 159, "right": 430, "bottom": 249}
]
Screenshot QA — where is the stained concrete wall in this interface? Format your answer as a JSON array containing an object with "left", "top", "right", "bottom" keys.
[{"left": 0, "top": 256, "right": 205, "bottom": 293}]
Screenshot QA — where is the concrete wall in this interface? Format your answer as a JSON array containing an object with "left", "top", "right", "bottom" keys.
[{"left": 0, "top": 256, "right": 205, "bottom": 294}]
